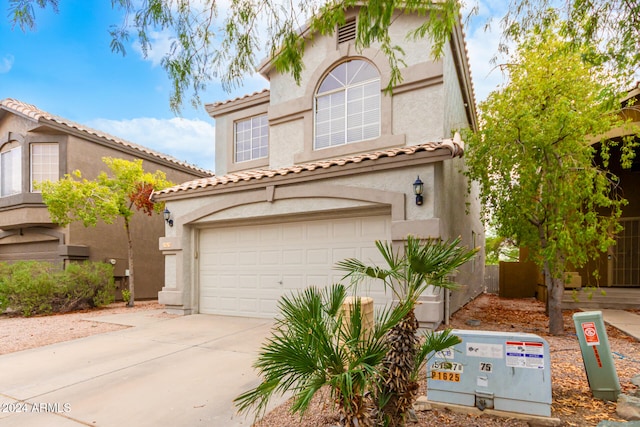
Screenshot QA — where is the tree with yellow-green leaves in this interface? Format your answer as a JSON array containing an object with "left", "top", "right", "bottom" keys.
[
  {"left": 464, "top": 17, "right": 637, "bottom": 335},
  {"left": 36, "top": 157, "right": 173, "bottom": 307}
]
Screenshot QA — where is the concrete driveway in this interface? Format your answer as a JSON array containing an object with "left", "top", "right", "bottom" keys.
[{"left": 0, "top": 311, "right": 281, "bottom": 426}]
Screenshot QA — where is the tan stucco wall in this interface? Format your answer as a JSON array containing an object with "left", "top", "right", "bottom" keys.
[{"left": 443, "top": 43, "right": 472, "bottom": 136}]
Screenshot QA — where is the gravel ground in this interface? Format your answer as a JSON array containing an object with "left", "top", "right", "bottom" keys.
[
  {"left": 1, "top": 295, "right": 638, "bottom": 427},
  {"left": 0, "top": 300, "right": 170, "bottom": 355}
]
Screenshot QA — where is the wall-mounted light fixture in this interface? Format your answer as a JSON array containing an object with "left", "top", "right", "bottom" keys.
[
  {"left": 163, "top": 207, "right": 174, "bottom": 227},
  {"left": 413, "top": 176, "right": 424, "bottom": 206}
]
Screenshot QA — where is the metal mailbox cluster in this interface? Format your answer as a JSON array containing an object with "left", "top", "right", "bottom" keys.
[{"left": 427, "top": 329, "right": 552, "bottom": 417}]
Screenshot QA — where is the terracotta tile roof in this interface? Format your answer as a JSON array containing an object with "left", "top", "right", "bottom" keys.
[
  {"left": 156, "top": 133, "right": 464, "bottom": 196},
  {"left": 0, "top": 98, "right": 213, "bottom": 176},
  {"left": 207, "top": 88, "right": 270, "bottom": 109}
]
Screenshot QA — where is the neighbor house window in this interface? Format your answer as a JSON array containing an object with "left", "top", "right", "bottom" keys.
[
  {"left": 0, "top": 145, "right": 21, "bottom": 197},
  {"left": 234, "top": 114, "right": 268, "bottom": 163},
  {"left": 314, "top": 59, "right": 380, "bottom": 149},
  {"left": 31, "top": 143, "right": 59, "bottom": 192}
]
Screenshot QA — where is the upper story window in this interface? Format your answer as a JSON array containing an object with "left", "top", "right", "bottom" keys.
[
  {"left": 235, "top": 114, "right": 268, "bottom": 163},
  {"left": 0, "top": 144, "right": 21, "bottom": 197},
  {"left": 314, "top": 59, "right": 381, "bottom": 150},
  {"left": 31, "top": 143, "right": 59, "bottom": 192}
]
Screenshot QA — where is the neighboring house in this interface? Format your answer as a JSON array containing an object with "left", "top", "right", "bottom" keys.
[
  {"left": 152, "top": 8, "right": 485, "bottom": 326},
  {"left": 574, "top": 85, "right": 640, "bottom": 294},
  {"left": 0, "top": 98, "right": 213, "bottom": 299}
]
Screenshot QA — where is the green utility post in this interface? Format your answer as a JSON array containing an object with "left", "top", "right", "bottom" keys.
[{"left": 572, "top": 311, "right": 621, "bottom": 401}]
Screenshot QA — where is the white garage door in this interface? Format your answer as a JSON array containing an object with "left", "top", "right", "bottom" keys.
[{"left": 198, "top": 215, "right": 391, "bottom": 317}]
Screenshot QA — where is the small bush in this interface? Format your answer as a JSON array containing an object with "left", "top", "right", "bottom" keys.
[
  {"left": 0, "top": 261, "right": 116, "bottom": 316},
  {"left": 57, "top": 262, "right": 116, "bottom": 312}
]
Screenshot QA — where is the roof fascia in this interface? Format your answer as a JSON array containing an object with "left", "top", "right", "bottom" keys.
[
  {"left": 205, "top": 90, "right": 271, "bottom": 118},
  {"left": 450, "top": 17, "right": 478, "bottom": 132}
]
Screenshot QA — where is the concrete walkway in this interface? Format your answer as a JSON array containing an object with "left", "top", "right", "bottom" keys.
[
  {"left": 0, "top": 311, "right": 281, "bottom": 427},
  {"left": 599, "top": 309, "right": 640, "bottom": 341}
]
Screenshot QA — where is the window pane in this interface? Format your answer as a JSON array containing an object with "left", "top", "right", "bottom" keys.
[
  {"left": 349, "top": 61, "right": 378, "bottom": 85},
  {"left": 316, "top": 134, "right": 330, "bottom": 149},
  {"left": 315, "top": 59, "right": 380, "bottom": 149},
  {"left": 363, "top": 109, "right": 379, "bottom": 125},
  {"left": 318, "top": 74, "right": 343, "bottom": 94},
  {"left": 363, "top": 81, "right": 379, "bottom": 97},
  {"left": 362, "top": 124, "right": 380, "bottom": 140},
  {"left": 235, "top": 115, "right": 268, "bottom": 163},
  {"left": 331, "top": 131, "right": 344, "bottom": 147},
  {"left": 1, "top": 146, "right": 21, "bottom": 197},
  {"left": 347, "top": 127, "right": 362, "bottom": 143},
  {"left": 31, "top": 143, "right": 58, "bottom": 192},
  {"left": 316, "top": 95, "right": 331, "bottom": 110},
  {"left": 316, "top": 121, "right": 331, "bottom": 137}
]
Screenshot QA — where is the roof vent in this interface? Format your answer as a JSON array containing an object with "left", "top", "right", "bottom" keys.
[{"left": 337, "top": 19, "right": 356, "bottom": 44}]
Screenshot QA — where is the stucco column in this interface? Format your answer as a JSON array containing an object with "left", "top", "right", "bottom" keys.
[{"left": 158, "top": 236, "right": 192, "bottom": 315}]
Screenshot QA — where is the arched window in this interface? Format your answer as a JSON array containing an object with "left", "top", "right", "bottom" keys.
[{"left": 314, "top": 59, "right": 380, "bottom": 149}]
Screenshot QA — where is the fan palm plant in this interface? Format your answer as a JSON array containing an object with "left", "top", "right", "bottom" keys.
[
  {"left": 336, "top": 236, "right": 478, "bottom": 426},
  {"left": 234, "top": 283, "right": 412, "bottom": 426}
]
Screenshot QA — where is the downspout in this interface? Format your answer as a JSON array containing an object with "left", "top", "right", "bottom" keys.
[{"left": 445, "top": 288, "right": 450, "bottom": 325}]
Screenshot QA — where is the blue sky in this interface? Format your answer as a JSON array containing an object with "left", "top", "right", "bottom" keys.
[{"left": 0, "top": 0, "right": 507, "bottom": 172}]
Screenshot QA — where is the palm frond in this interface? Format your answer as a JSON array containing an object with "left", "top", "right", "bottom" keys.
[
  {"left": 413, "top": 329, "right": 462, "bottom": 379},
  {"left": 235, "top": 283, "right": 393, "bottom": 424}
]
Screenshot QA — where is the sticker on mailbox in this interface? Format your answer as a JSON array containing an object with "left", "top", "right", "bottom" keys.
[
  {"left": 505, "top": 341, "right": 545, "bottom": 369},
  {"left": 430, "top": 371, "right": 461, "bottom": 382},
  {"left": 581, "top": 322, "right": 600, "bottom": 346},
  {"left": 431, "top": 361, "right": 464, "bottom": 373},
  {"left": 435, "top": 348, "right": 455, "bottom": 360},
  {"left": 466, "top": 342, "right": 503, "bottom": 359}
]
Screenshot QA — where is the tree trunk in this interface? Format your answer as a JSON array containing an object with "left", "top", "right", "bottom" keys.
[
  {"left": 379, "top": 308, "right": 419, "bottom": 426},
  {"left": 545, "top": 266, "right": 564, "bottom": 335},
  {"left": 125, "top": 219, "right": 135, "bottom": 307}
]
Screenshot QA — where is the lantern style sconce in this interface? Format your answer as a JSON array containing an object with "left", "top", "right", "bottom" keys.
[
  {"left": 413, "top": 176, "right": 424, "bottom": 206},
  {"left": 163, "top": 207, "right": 174, "bottom": 227}
]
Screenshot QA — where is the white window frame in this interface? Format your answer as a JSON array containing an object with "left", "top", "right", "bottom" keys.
[
  {"left": 234, "top": 114, "right": 268, "bottom": 163},
  {"left": 0, "top": 145, "right": 22, "bottom": 197},
  {"left": 314, "top": 59, "right": 381, "bottom": 150},
  {"left": 30, "top": 143, "right": 59, "bottom": 192}
]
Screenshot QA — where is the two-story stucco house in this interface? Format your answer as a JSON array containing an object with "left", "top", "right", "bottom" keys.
[
  {"left": 152, "top": 8, "right": 485, "bottom": 325},
  {"left": 0, "top": 98, "right": 213, "bottom": 299}
]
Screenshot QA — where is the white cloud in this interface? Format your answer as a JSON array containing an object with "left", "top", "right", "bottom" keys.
[
  {"left": 0, "top": 55, "right": 14, "bottom": 73},
  {"left": 133, "top": 30, "right": 175, "bottom": 67},
  {"left": 86, "top": 117, "right": 216, "bottom": 171}
]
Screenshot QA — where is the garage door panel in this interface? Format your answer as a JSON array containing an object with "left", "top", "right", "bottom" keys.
[
  {"left": 361, "top": 216, "right": 388, "bottom": 237},
  {"left": 333, "top": 221, "right": 358, "bottom": 238},
  {"left": 259, "top": 275, "right": 282, "bottom": 290},
  {"left": 282, "top": 225, "right": 304, "bottom": 240},
  {"left": 306, "top": 222, "right": 330, "bottom": 240},
  {"left": 307, "top": 248, "right": 329, "bottom": 265},
  {"left": 258, "top": 227, "right": 280, "bottom": 242},
  {"left": 199, "top": 215, "right": 391, "bottom": 317},
  {"left": 282, "top": 275, "right": 303, "bottom": 289},
  {"left": 260, "top": 250, "right": 280, "bottom": 264}
]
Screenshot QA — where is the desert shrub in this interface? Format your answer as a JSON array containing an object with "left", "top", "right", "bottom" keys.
[
  {"left": 0, "top": 261, "right": 115, "bottom": 316},
  {"left": 0, "top": 261, "right": 57, "bottom": 316},
  {"left": 57, "top": 262, "right": 116, "bottom": 312}
]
